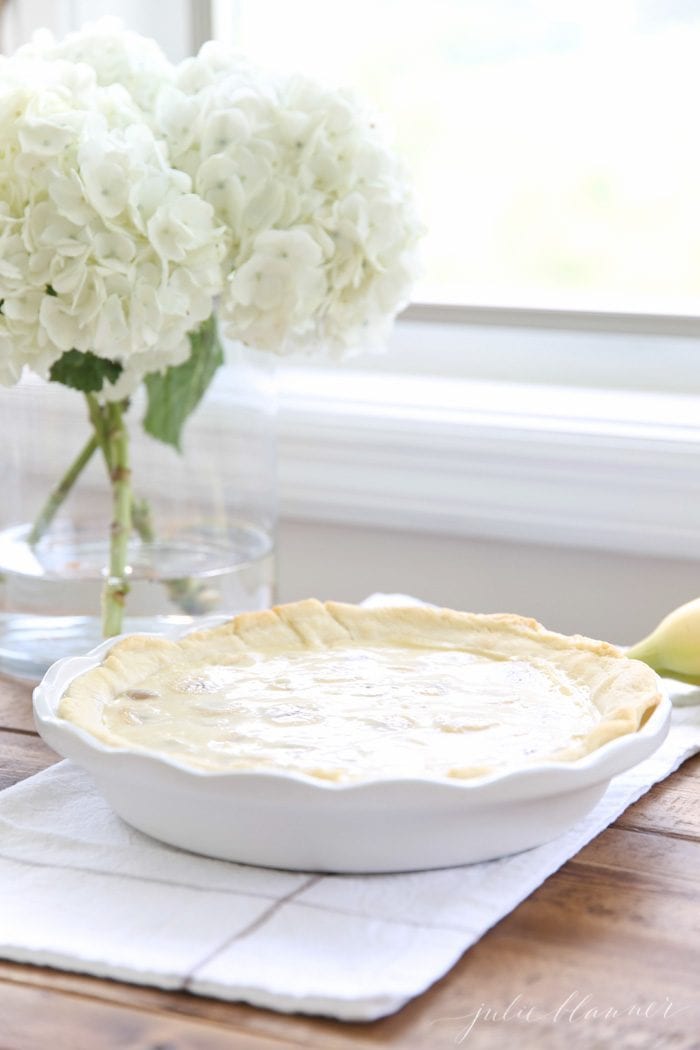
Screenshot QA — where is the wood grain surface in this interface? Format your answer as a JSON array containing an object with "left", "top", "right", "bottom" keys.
[{"left": 1, "top": 679, "right": 698, "bottom": 1050}]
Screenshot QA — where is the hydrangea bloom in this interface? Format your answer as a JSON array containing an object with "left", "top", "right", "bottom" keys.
[
  {"left": 2, "top": 26, "right": 421, "bottom": 379},
  {"left": 164, "top": 46, "right": 422, "bottom": 355},
  {"left": 0, "top": 57, "right": 224, "bottom": 393},
  {"left": 16, "top": 17, "right": 173, "bottom": 119}
]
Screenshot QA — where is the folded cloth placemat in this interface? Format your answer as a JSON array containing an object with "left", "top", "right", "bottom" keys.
[{"left": 0, "top": 598, "right": 699, "bottom": 1020}]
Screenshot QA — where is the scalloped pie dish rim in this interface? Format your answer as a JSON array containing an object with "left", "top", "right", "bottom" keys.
[{"left": 32, "top": 600, "right": 671, "bottom": 871}]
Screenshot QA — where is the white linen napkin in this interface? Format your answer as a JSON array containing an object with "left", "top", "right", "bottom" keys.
[{"left": 1, "top": 596, "right": 699, "bottom": 1021}]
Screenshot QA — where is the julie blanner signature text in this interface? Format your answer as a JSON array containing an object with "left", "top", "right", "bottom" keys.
[{"left": 432, "top": 991, "right": 693, "bottom": 1043}]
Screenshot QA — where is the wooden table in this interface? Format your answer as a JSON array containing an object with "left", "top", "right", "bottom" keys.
[{"left": 1, "top": 677, "right": 699, "bottom": 1050}]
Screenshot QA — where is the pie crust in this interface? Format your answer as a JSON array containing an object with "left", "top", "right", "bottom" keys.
[{"left": 58, "top": 599, "right": 662, "bottom": 782}]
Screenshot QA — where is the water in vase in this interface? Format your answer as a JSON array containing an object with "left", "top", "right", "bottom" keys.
[{"left": 0, "top": 521, "right": 275, "bottom": 681}]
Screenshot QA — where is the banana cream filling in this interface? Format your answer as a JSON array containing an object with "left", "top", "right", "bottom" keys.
[
  {"left": 57, "top": 600, "right": 662, "bottom": 782},
  {"left": 88, "top": 645, "right": 601, "bottom": 780}
]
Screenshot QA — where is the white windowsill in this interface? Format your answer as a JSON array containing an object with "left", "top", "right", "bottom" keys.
[
  {"left": 6, "top": 315, "right": 699, "bottom": 563},
  {"left": 280, "top": 311, "right": 700, "bottom": 394},
  {"left": 277, "top": 367, "right": 700, "bottom": 560}
]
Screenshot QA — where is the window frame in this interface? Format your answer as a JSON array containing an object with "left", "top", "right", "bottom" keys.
[{"left": 403, "top": 303, "right": 700, "bottom": 339}]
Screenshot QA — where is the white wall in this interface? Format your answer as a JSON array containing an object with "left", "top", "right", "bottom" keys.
[{"left": 277, "top": 518, "right": 699, "bottom": 646}]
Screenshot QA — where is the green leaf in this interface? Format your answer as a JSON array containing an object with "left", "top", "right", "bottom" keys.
[
  {"left": 49, "top": 350, "right": 123, "bottom": 393},
  {"left": 143, "top": 316, "right": 224, "bottom": 451}
]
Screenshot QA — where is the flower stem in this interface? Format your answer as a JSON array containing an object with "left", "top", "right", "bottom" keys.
[
  {"left": 28, "top": 433, "right": 99, "bottom": 546},
  {"left": 101, "top": 400, "right": 132, "bottom": 637},
  {"left": 26, "top": 393, "right": 116, "bottom": 548},
  {"left": 28, "top": 392, "right": 219, "bottom": 627},
  {"left": 85, "top": 392, "right": 113, "bottom": 467},
  {"left": 130, "top": 494, "right": 220, "bottom": 615}
]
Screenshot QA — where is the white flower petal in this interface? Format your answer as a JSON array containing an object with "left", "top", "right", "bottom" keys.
[{"left": 39, "top": 294, "right": 82, "bottom": 351}]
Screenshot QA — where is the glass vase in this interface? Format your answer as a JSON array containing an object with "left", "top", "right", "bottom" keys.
[{"left": 0, "top": 329, "right": 276, "bottom": 681}]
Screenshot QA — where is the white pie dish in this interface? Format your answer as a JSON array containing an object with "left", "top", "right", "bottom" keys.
[{"left": 32, "top": 616, "right": 671, "bottom": 874}]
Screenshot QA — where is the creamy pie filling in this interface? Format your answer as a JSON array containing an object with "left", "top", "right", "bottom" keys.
[{"left": 97, "top": 645, "right": 602, "bottom": 780}]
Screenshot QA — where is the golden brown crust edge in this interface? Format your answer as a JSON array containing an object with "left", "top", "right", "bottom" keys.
[{"left": 58, "top": 599, "right": 663, "bottom": 775}]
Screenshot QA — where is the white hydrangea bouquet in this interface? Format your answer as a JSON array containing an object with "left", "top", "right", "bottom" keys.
[{"left": 0, "top": 20, "right": 421, "bottom": 637}]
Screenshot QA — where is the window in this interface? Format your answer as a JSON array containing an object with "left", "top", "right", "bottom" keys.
[{"left": 214, "top": 0, "right": 700, "bottom": 317}]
